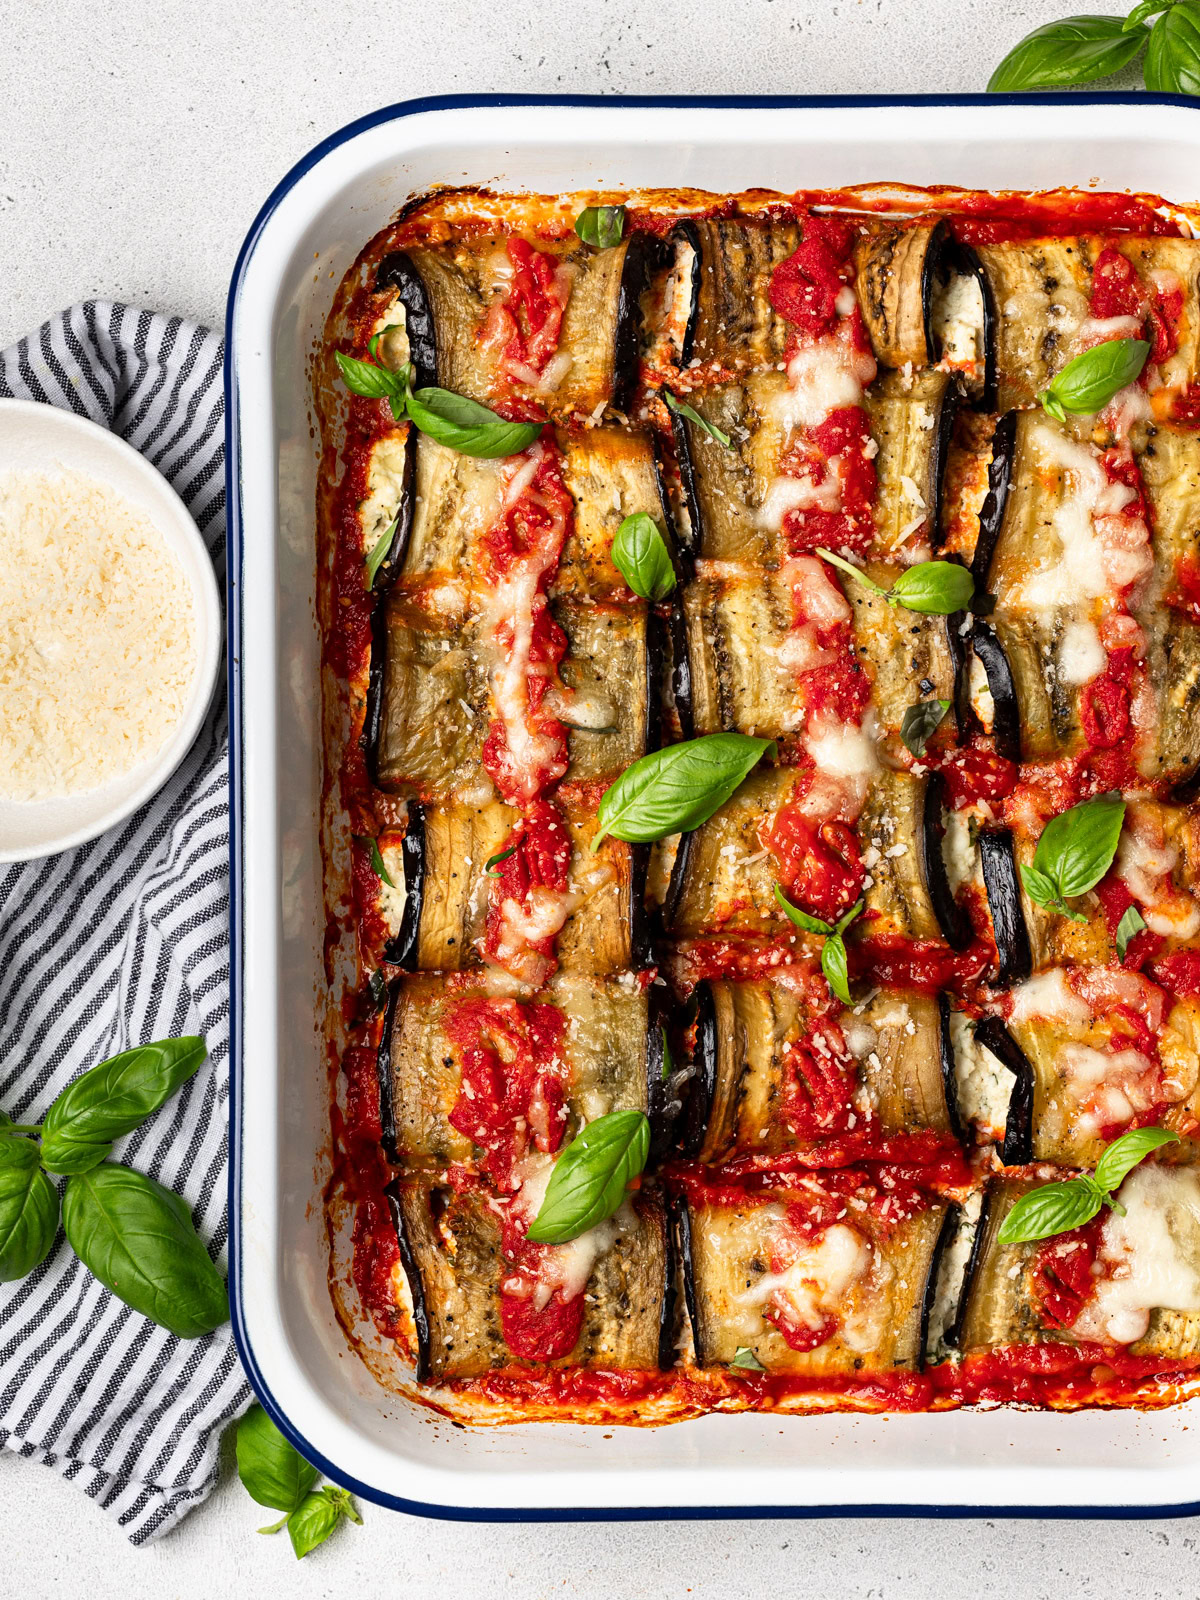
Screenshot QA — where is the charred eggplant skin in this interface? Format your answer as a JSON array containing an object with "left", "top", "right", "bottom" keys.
[
  {"left": 361, "top": 599, "right": 389, "bottom": 789},
  {"left": 946, "top": 1187, "right": 992, "bottom": 1350},
  {"left": 971, "top": 412, "right": 1018, "bottom": 587},
  {"left": 630, "top": 842, "right": 655, "bottom": 973},
  {"left": 613, "top": 232, "right": 667, "bottom": 414},
  {"left": 383, "top": 802, "right": 426, "bottom": 970},
  {"left": 657, "top": 1191, "right": 680, "bottom": 1371},
  {"left": 375, "top": 252, "right": 439, "bottom": 391},
  {"left": 937, "top": 992, "right": 965, "bottom": 1142},
  {"left": 920, "top": 1199, "right": 962, "bottom": 1370},
  {"left": 375, "top": 979, "right": 402, "bottom": 1163},
  {"left": 921, "top": 772, "right": 971, "bottom": 952},
  {"left": 975, "top": 1017, "right": 1034, "bottom": 1165},
  {"left": 386, "top": 1179, "right": 431, "bottom": 1383},
  {"left": 671, "top": 1191, "right": 699, "bottom": 1362},
  {"left": 679, "top": 980, "right": 717, "bottom": 1158},
  {"left": 970, "top": 621, "right": 1021, "bottom": 766},
  {"left": 937, "top": 237, "right": 998, "bottom": 412},
  {"left": 979, "top": 827, "right": 1033, "bottom": 988},
  {"left": 668, "top": 410, "right": 703, "bottom": 563}
]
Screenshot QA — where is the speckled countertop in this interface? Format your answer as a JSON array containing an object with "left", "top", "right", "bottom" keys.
[{"left": 2, "top": 1, "right": 1197, "bottom": 1593}]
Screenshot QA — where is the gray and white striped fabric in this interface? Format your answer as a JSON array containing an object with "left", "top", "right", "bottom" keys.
[{"left": 0, "top": 302, "right": 250, "bottom": 1542}]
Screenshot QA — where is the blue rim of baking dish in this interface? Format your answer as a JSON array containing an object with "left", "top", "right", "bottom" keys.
[{"left": 226, "top": 89, "right": 1200, "bottom": 1521}]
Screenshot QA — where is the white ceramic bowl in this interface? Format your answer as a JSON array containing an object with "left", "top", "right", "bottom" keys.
[{"left": 0, "top": 398, "right": 222, "bottom": 861}]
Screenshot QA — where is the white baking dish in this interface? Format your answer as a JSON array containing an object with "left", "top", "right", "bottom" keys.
[{"left": 227, "top": 91, "right": 1200, "bottom": 1518}]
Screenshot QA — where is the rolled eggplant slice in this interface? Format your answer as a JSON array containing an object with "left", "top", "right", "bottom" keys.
[
  {"left": 378, "top": 799, "right": 646, "bottom": 975},
  {"left": 681, "top": 216, "right": 801, "bottom": 372},
  {"left": 860, "top": 767, "right": 948, "bottom": 944},
  {"left": 400, "top": 426, "right": 673, "bottom": 600},
  {"left": 553, "top": 598, "right": 652, "bottom": 779},
  {"left": 357, "top": 427, "right": 417, "bottom": 588},
  {"left": 852, "top": 221, "right": 947, "bottom": 372},
  {"left": 682, "top": 563, "right": 811, "bottom": 742},
  {"left": 973, "top": 238, "right": 1096, "bottom": 415},
  {"left": 682, "top": 1187, "right": 948, "bottom": 1373},
  {"left": 1007, "top": 830, "right": 1112, "bottom": 974},
  {"left": 865, "top": 368, "right": 958, "bottom": 561},
  {"left": 1133, "top": 425, "right": 1200, "bottom": 789},
  {"left": 383, "top": 232, "right": 655, "bottom": 419},
  {"left": 375, "top": 251, "right": 438, "bottom": 389},
  {"left": 382, "top": 970, "right": 659, "bottom": 1171},
  {"left": 845, "top": 563, "right": 956, "bottom": 743},
  {"left": 375, "top": 596, "right": 488, "bottom": 799},
  {"left": 392, "top": 1180, "right": 669, "bottom": 1379}
]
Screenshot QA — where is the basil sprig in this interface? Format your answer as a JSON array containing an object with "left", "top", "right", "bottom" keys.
[
  {"left": 1145, "top": 1, "right": 1200, "bottom": 89},
  {"left": 774, "top": 887, "right": 864, "bottom": 1004},
  {"left": 39, "top": 1037, "right": 207, "bottom": 1175},
  {"left": 526, "top": 1109, "right": 650, "bottom": 1244},
  {"left": 591, "top": 733, "right": 775, "bottom": 851},
  {"left": 900, "top": 698, "right": 951, "bottom": 758},
  {"left": 1020, "top": 792, "right": 1125, "bottom": 922},
  {"left": 0, "top": 1136, "right": 59, "bottom": 1281},
  {"left": 997, "top": 1126, "right": 1180, "bottom": 1245},
  {"left": 237, "top": 1404, "right": 362, "bottom": 1559},
  {"left": 62, "top": 1165, "right": 227, "bottom": 1338},
  {"left": 575, "top": 205, "right": 627, "bottom": 248},
  {"left": 817, "top": 549, "right": 975, "bottom": 616},
  {"left": 1116, "top": 903, "right": 1149, "bottom": 959},
  {"left": 664, "top": 389, "right": 733, "bottom": 449},
  {"left": 988, "top": 14, "right": 1151, "bottom": 91},
  {"left": 0, "top": 1036, "right": 227, "bottom": 1336},
  {"left": 612, "top": 512, "right": 676, "bottom": 601},
  {"left": 365, "top": 516, "right": 398, "bottom": 589},
  {"left": 337, "top": 350, "right": 543, "bottom": 458},
  {"left": 1039, "top": 338, "right": 1151, "bottom": 423}
]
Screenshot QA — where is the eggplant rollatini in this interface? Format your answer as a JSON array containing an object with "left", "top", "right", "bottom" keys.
[
  {"left": 680, "top": 1185, "right": 948, "bottom": 1372},
  {"left": 392, "top": 1181, "right": 671, "bottom": 1380}
]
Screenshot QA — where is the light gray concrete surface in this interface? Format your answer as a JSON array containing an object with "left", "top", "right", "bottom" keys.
[{"left": 1, "top": 0, "right": 1196, "bottom": 1594}]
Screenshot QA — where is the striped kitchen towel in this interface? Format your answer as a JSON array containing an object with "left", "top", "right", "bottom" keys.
[{"left": 0, "top": 303, "right": 251, "bottom": 1542}]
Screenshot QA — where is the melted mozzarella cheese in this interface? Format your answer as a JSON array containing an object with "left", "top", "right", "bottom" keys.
[
  {"left": 1008, "top": 968, "right": 1090, "bottom": 1027},
  {"left": 1058, "top": 1042, "right": 1159, "bottom": 1135},
  {"left": 756, "top": 469, "right": 842, "bottom": 530},
  {"left": 769, "top": 324, "right": 877, "bottom": 432},
  {"left": 1117, "top": 822, "right": 1200, "bottom": 939},
  {"left": 1072, "top": 1166, "right": 1200, "bottom": 1346},
  {"left": 1057, "top": 619, "right": 1107, "bottom": 686},
  {"left": 738, "top": 1223, "right": 872, "bottom": 1341},
  {"left": 781, "top": 555, "right": 853, "bottom": 627},
  {"left": 360, "top": 432, "right": 409, "bottom": 551},
  {"left": 511, "top": 1154, "right": 623, "bottom": 1306},
  {"left": 941, "top": 811, "right": 979, "bottom": 896}
]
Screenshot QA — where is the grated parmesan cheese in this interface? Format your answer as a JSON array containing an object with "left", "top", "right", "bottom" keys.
[{"left": 0, "top": 469, "right": 197, "bottom": 801}]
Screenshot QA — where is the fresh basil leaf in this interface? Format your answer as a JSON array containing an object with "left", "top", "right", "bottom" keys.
[
  {"left": 773, "top": 884, "right": 834, "bottom": 936},
  {"left": 593, "top": 734, "right": 774, "bottom": 849},
  {"left": 0, "top": 1139, "right": 59, "bottom": 1282},
  {"left": 1116, "top": 903, "right": 1149, "bottom": 960},
  {"left": 612, "top": 513, "right": 676, "bottom": 601},
  {"left": 731, "top": 1346, "right": 767, "bottom": 1372},
  {"left": 236, "top": 1404, "right": 318, "bottom": 1513},
  {"left": 61, "top": 1164, "right": 228, "bottom": 1337},
  {"left": 1145, "top": 0, "right": 1200, "bottom": 87},
  {"left": 988, "top": 15, "right": 1150, "bottom": 91},
  {"left": 575, "top": 205, "right": 627, "bottom": 248},
  {"left": 365, "top": 517, "right": 398, "bottom": 589},
  {"left": 287, "top": 1489, "right": 342, "bottom": 1560},
  {"left": 821, "top": 935, "right": 852, "bottom": 1005},
  {"left": 887, "top": 561, "right": 976, "bottom": 615},
  {"left": 1019, "top": 862, "right": 1060, "bottom": 907},
  {"left": 1126, "top": 0, "right": 1172, "bottom": 28},
  {"left": 405, "top": 387, "right": 542, "bottom": 459},
  {"left": 525, "top": 1109, "right": 649, "bottom": 1244},
  {"left": 663, "top": 389, "right": 733, "bottom": 449},
  {"left": 1032, "top": 792, "right": 1126, "bottom": 903},
  {"left": 485, "top": 844, "right": 519, "bottom": 876},
  {"left": 335, "top": 351, "right": 409, "bottom": 406},
  {"left": 369, "top": 838, "right": 394, "bottom": 889},
  {"left": 1040, "top": 338, "right": 1151, "bottom": 421},
  {"left": 40, "top": 1038, "right": 208, "bottom": 1176},
  {"left": 834, "top": 896, "right": 866, "bottom": 937},
  {"left": 996, "top": 1177, "right": 1105, "bottom": 1245},
  {"left": 900, "top": 698, "right": 951, "bottom": 757},
  {"left": 1093, "top": 1126, "right": 1180, "bottom": 1194}
]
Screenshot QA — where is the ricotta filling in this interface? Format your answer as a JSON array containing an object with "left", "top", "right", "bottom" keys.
[{"left": 950, "top": 1011, "right": 1014, "bottom": 1136}]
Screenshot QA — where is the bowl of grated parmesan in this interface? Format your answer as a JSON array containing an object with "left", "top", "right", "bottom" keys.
[{"left": 0, "top": 400, "right": 222, "bottom": 860}]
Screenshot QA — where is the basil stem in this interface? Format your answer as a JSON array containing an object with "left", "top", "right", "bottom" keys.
[
  {"left": 663, "top": 389, "right": 733, "bottom": 449},
  {"left": 900, "top": 698, "right": 951, "bottom": 758},
  {"left": 816, "top": 549, "right": 974, "bottom": 616},
  {"left": 592, "top": 733, "right": 775, "bottom": 850},
  {"left": 1039, "top": 338, "right": 1151, "bottom": 422},
  {"left": 988, "top": 15, "right": 1150, "bottom": 91},
  {"left": 525, "top": 1109, "right": 650, "bottom": 1244},
  {"left": 485, "top": 844, "right": 519, "bottom": 876},
  {"left": 611, "top": 512, "right": 676, "bottom": 601},
  {"left": 997, "top": 1127, "right": 1180, "bottom": 1245},
  {"left": 1145, "top": 0, "right": 1200, "bottom": 89},
  {"left": 1019, "top": 792, "right": 1125, "bottom": 922},
  {"left": 575, "top": 205, "right": 627, "bottom": 248}
]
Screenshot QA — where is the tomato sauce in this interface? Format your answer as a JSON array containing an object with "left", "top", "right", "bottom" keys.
[{"left": 445, "top": 997, "right": 568, "bottom": 1187}]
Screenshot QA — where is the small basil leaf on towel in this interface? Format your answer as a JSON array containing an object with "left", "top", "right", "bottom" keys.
[
  {"left": 987, "top": 15, "right": 1149, "bottom": 91},
  {"left": 61, "top": 1164, "right": 228, "bottom": 1337},
  {"left": 525, "top": 1109, "right": 650, "bottom": 1244},
  {"left": 663, "top": 388, "right": 733, "bottom": 448},
  {"left": 592, "top": 733, "right": 775, "bottom": 849},
  {"left": 611, "top": 512, "right": 676, "bottom": 601},
  {"left": 237, "top": 1404, "right": 318, "bottom": 1513},
  {"left": 404, "top": 387, "right": 543, "bottom": 458},
  {"left": 1039, "top": 338, "right": 1151, "bottom": 421},
  {"left": 40, "top": 1037, "right": 208, "bottom": 1175},
  {"left": 575, "top": 205, "right": 627, "bottom": 248},
  {"left": 0, "top": 1138, "right": 59, "bottom": 1281},
  {"left": 287, "top": 1487, "right": 361, "bottom": 1560},
  {"left": 1144, "top": 1, "right": 1200, "bottom": 90}
]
